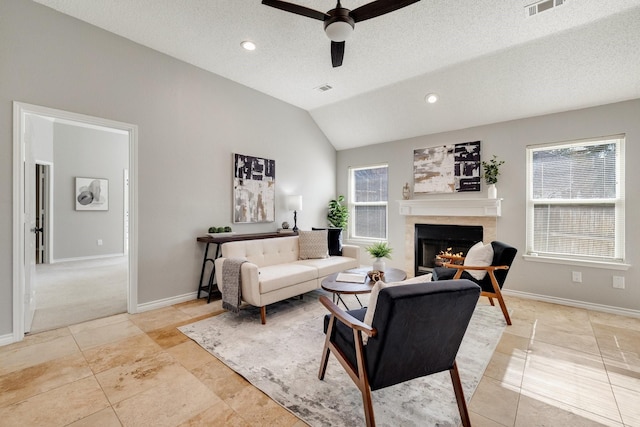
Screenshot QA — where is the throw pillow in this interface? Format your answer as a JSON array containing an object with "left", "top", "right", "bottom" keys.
[
  {"left": 312, "top": 227, "right": 343, "bottom": 256},
  {"left": 298, "top": 230, "right": 329, "bottom": 260},
  {"left": 463, "top": 241, "right": 494, "bottom": 280}
]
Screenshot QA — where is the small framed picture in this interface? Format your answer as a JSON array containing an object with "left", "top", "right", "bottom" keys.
[{"left": 75, "top": 177, "right": 109, "bottom": 211}]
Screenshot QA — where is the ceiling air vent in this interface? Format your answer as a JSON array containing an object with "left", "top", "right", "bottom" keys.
[
  {"left": 526, "top": 0, "right": 566, "bottom": 17},
  {"left": 315, "top": 84, "right": 333, "bottom": 92}
]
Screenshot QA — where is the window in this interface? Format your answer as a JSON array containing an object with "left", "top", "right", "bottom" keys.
[
  {"left": 349, "top": 165, "right": 388, "bottom": 240},
  {"left": 526, "top": 136, "right": 625, "bottom": 264}
]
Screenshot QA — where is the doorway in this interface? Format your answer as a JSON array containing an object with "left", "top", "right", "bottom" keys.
[{"left": 12, "top": 102, "right": 138, "bottom": 340}]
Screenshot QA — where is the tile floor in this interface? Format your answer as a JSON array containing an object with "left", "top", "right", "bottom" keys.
[{"left": 1, "top": 295, "right": 639, "bottom": 426}]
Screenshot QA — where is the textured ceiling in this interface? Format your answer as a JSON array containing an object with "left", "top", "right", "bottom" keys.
[{"left": 34, "top": 0, "right": 640, "bottom": 149}]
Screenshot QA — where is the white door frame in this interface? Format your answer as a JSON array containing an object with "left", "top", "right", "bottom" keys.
[{"left": 12, "top": 101, "right": 139, "bottom": 342}]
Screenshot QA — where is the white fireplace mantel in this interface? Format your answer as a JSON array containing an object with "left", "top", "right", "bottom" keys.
[{"left": 397, "top": 198, "right": 502, "bottom": 217}]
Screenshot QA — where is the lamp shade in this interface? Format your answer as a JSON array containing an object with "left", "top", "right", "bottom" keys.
[
  {"left": 325, "top": 20, "right": 353, "bottom": 42},
  {"left": 287, "top": 195, "right": 302, "bottom": 211}
]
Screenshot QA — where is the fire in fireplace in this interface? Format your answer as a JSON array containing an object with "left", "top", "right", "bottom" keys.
[{"left": 415, "top": 224, "right": 483, "bottom": 276}]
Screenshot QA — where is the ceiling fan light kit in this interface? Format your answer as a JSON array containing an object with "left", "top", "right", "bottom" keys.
[{"left": 262, "top": 0, "right": 421, "bottom": 67}]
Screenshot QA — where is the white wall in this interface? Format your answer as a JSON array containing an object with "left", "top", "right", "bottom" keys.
[
  {"left": 52, "top": 122, "right": 128, "bottom": 260},
  {"left": 0, "top": 0, "right": 337, "bottom": 336},
  {"left": 338, "top": 99, "right": 640, "bottom": 312}
]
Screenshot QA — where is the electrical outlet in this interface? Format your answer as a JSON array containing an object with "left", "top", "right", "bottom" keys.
[
  {"left": 572, "top": 271, "right": 582, "bottom": 283},
  {"left": 613, "top": 276, "right": 625, "bottom": 289},
  {"left": 97, "top": 239, "right": 103, "bottom": 246}
]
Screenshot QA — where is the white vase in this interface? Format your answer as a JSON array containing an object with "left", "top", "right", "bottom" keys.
[
  {"left": 372, "top": 258, "right": 385, "bottom": 272},
  {"left": 488, "top": 183, "right": 497, "bottom": 199}
]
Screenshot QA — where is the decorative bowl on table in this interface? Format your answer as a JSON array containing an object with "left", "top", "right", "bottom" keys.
[{"left": 367, "top": 270, "right": 385, "bottom": 282}]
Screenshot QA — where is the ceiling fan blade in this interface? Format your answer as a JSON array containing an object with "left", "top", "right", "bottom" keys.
[
  {"left": 331, "top": 41, "right": 345, "bottom": 68},
  {"left": 261, "top": 0, "right": 328, "bottom": 21},
  {"left": 350, "top": 0, "right": 421, "bottom": 22}
]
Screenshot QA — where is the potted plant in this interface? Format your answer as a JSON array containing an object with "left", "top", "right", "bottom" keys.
[
  {"left": 366, "top": 241, "right": 392, "bottom": 272},
  {"left": 481, "top": 155, "right": 505, "bottom": 198},
  {"left": 327, "top": 195, "right": 349, "bottom": 230}
]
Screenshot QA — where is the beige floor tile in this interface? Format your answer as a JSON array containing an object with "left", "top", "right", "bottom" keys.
[
  {"left": 588, "top": 310, "right": 640, "bottom": 331},
  {"left": 72, "top": 319, "right": 144, "bottom": 351},
  {"left": 483, "top": 349, "right": 526, "bottom": 388},
  {"left": 129, "top": 306, "right": 193, "bottom": 332},
  {"left": 592, "top": 323, "right": 640, "bottom": 364},
  {"left": 603, "top": 357, "right": 640, "bottom": 391},
  {"left": 0, "top": 352, "right": 93, "bottom": 407},
  {"left": 0, "top": 376, "right": 110, "bottom": 426},
  {"left": 521, "top": 355, "right": 621, "bottom": 422},
  {"left": 96, "top": 351, "right": 190, "bottom": 404},
  {"left": 0, "top": 334, "right": 79, "bottom": 376},
  {"left": 532, "top": 321, "right": 601, "bottom": 355},
  {"left": 167, "top": 340, "right": 218, "bottom": 371},
  {"left": 113, "top": 372, "right": 221, "bottom": 427},
  {"left": 192, "top": 358, "right": 252, "bottom": 401},
  {"left": 470, "top": 411, "right": 510, "bottom": 427},
  {"left": 0, "top": 327, "right": 71, "bottom": 351},
  {"left": 68, "top": 407, "right": 122, "bottom": 427},
  {"left": 494, "top": 332, "right": 530, "bottom": 359},
  {"left": 612, "top": 384, "right": 640, "bottom": 427},
  {"left": 526, "top": 340, "right": 609, "bottom": 382},
  {"left": 82, "top": 333, "right": 163, "bottom": 374},
  {"left": 147, "top": 323, "right": 194, "bottom": 349},
  {"left": 175, "top": 298, "right": 225, "bottom": 318},
  {"left": 515, "top": 393, "right": 623, "bottom": 427},
  {"left": 68, "top": 312, "right": 130, "bottom": 334},
  {"left": 469, "top": 376, "right": 520, "bottom": 426},
  {"left": 225, "top": 385, "right": 300, "bottom": 427},
  {"left": 179, "top": 402, "right": 251, "bottom": 426}
]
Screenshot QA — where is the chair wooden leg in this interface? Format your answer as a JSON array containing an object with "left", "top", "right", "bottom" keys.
[
  {"left": 487, "top": 297, "right": 495, "bottom": 306},
  {"left": 360, "top": 384, "right": 376, "bottom": 427},
  {"left": 489, "top": 272, "right": 511, "bottom": 325},
  {"left": 450, "top": 361, "right": 471, "bottom": 427},
  {"left": 260, "top": 306, "right": 266, "bottom": 324},
  {"left": 318, "top": 315, "right": 335, "bottom": 380}
]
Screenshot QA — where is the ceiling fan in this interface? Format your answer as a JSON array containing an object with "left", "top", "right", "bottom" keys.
[{"left": 262, "top": 0, "right": 421, "bottom": 67}]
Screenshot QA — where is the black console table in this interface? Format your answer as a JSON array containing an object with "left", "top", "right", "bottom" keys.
[{"left": 196, "top": 231, "right": 297, "bottom": 303}]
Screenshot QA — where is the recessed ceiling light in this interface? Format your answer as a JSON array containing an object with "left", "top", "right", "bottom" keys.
[
  {"left": 425, "top": 93, "right": 438, "bottom": 104},
  {"left": 241, "top": 41, "right": 256, "bottom": 51}
]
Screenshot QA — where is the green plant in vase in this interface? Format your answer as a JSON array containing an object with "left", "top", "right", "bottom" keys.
[
  {"left": 366, "top": 241, "right": 392, "bottom": 272},
  {"left": 481, "top": 155, "right": 505, "bottom": 198}
]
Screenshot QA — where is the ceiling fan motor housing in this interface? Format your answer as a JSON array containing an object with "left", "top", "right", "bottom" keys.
[{"left": 324, "top": 8, "right": 355, "bottom": 42}]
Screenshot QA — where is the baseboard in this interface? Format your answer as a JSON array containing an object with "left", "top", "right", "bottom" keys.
[
  {"left": 136, "top": 291, "right": 199, "bottom": 313},
  {"left": 502, "top": 289, "right": 640, "bottom": 318},
  {"left": 0, "top": 333, "right": 15, "bottom": 347},
  {"left": 52, "top": 253, "right": 125, "bottom": 263}
]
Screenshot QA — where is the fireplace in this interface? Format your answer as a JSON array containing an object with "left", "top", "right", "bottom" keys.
[{"left": 414, "top": 224, "right": 483, "bottom": 276}]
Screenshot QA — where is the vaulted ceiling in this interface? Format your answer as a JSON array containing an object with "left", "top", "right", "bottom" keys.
[{"left": 34, "top": 0, "right": 640, "bottom": 150}]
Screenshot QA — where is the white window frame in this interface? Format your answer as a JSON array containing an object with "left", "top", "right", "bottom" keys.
[
  {"left": 524, "top": 135, "right": 629, "bottom": 270},
  {"left": 348, "top": 164, "right": 388, "bottom": 242}
]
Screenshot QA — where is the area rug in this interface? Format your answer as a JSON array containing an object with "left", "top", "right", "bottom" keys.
[{"left": 179, "top": 291, "right": 505, "bottom": 427}]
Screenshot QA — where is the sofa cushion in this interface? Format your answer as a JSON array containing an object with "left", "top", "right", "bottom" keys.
[
  {"left": 258, "top": 264, "right": 318, "bottom": 293},
  {"left": 312, "top": 227, "right": 343, "bottom": 256},
  {"left": 295, "top": 256, "right": 358, "bottom": 277},
  {"left": 298, "top": 230, "right": 329, "bottom": 260}
]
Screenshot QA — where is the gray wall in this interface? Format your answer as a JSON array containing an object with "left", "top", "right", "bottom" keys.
[
  {"left": 338, "top": 99, "right": 640, "bottom": 312},
  {"left": 0, "top": 0, "right": 337, "bottom": 336},
  {"left": 52, "top": 122, "right": 128, "bottom": 260}
]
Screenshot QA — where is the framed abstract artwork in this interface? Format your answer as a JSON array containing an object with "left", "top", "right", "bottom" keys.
[
  {"left": 75, "top": 177, "right": 109, "bottom": 210},
  {"left": 233, "top": 153, "right": 275, "bottom": 223},
  {"left": 413, "top": 141, "right": 481, "bottom": 193}
]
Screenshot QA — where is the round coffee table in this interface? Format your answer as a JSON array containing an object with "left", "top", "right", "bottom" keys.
[{"left": 321, "top": 267, "right": 407, "bottom": 310}]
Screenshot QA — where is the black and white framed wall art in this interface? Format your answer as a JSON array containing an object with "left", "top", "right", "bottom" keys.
[
  {"left": 413, "top": 141, "right": 481, "bottom": 193},
  {"left": 75, "top": 177, "right": 109, "bottom": 210},
  {"left": 233, "top": 153, "right": 275, "bottom": 223}
]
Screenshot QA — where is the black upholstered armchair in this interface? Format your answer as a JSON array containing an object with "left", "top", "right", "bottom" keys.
[
  {"left": 318, "top": 279, "right": 481, "bottom": 427},
  {"left": 432, "top": 241, "right": 517, "bottom": 325}
]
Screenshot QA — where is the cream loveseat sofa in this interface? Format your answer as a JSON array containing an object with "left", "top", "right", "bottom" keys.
[{"left": 215, "top": 231, "right": 360, "bottom": 324}]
